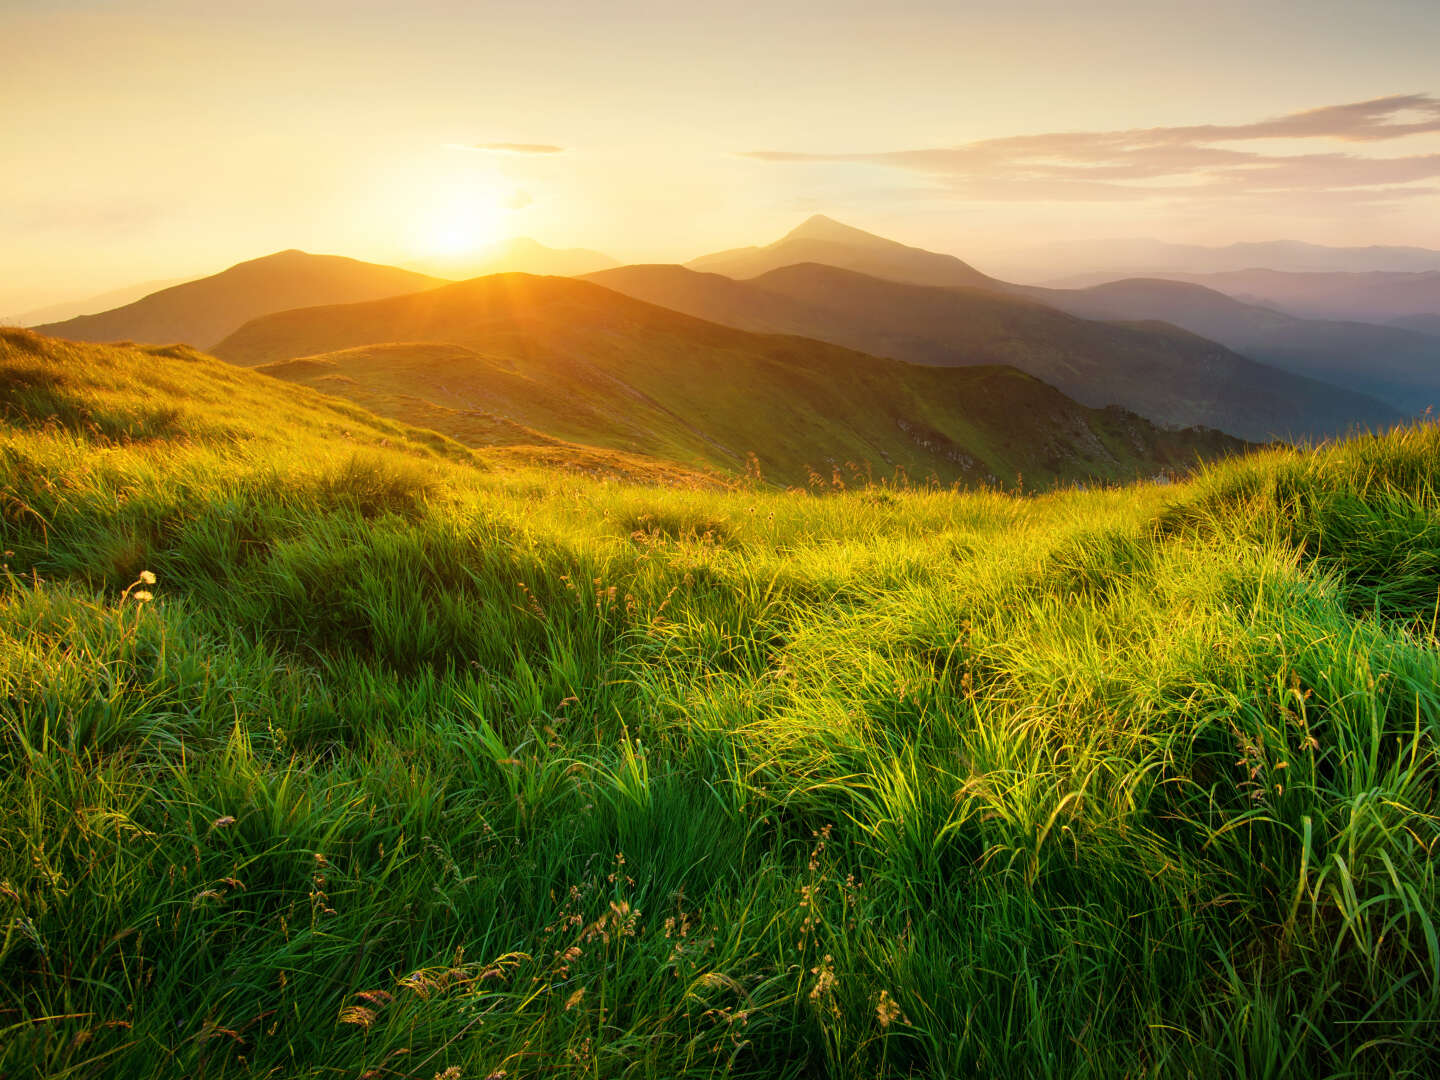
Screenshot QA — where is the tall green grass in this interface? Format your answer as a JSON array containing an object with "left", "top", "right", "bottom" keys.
[{"left": 2, "top": 330, "right": 1439, "bottom": 1076}]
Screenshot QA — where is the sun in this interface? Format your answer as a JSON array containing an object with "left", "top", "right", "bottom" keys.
[{"left": 413, "top": 191, "right": 508, "bottom": 258}]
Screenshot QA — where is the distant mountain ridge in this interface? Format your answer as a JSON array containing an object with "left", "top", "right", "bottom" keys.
[
  {"left": 5, "top": 276, "right": 197, "bottom": 327},
  {"left": 1041, "top": 268, "right": 1440, "bottom": 325},
  {"left": 1001, "top": 237, "right": 1440, "bottom": 282},
  {"left": 34, "top": 250, "right": 446, "bottom": 349},
  {"left": 687, "top": 214, "right": 995, "bottom": 289},
  {"left": 587, "top": 262, "right": 1399, "bottom": 442},
  {"left": 1012, "top": 278, "right": 1440, "bottom": 415},
  {"left": 210, "top": 273, "right": 1244, "bottom": 488},
  {"left": 1393, "top": 314, "right": 1440, "bottom": 336},
  {"left": 677, "top": 218, "right": 1433, "bottom": 423}
]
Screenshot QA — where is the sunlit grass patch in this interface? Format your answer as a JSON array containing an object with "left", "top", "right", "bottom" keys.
[{"left": 3, "top": 330, "right": 1440, "bottom": 1076}]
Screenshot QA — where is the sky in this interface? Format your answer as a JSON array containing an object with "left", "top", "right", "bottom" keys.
[{"left": 3, "top": 0, "right": 1440, "bottom": 312}]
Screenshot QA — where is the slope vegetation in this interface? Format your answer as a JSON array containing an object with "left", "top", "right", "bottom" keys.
[
  {"left": 214, "top": 274, "right": 1243, "bottom": 487},
  {"left": 588, "top": 262, "right": 1398, "bottom": 441},
  {"left": 34, "top": 250, "right": 445, "bottom": 349},
  {"left": 3, "top": 326, "right": 1440, "bottom": 1077}
]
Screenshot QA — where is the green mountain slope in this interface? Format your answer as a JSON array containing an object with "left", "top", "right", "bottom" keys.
[
  {"left": 0, "top": 328, "right": 724, "bottom": 493},
  {"left": 0, "top": 328, "right": 475, "bottom": 462},
  {"left": 211, "top": 273, "right": 1244, "bottom": 488},
  {"left": 34, "top": 250, "right": 446, "bottom": 349},
  {"left": 587, "top": 262, "right": 1399, "bottom": 441}
]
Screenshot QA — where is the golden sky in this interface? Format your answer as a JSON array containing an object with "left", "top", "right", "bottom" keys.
[{"left": 4, "top": 0, "right": 1440, "bottom": 311}]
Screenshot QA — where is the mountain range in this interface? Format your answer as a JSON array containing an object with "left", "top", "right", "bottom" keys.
[
  {"left": 207, "top": 273, "right": 1243, "bottom": 488},
  {"left": 33, "top": 251, "right": 444, "bottom": 349},
  {"left": 997, "top": 237, "right": 1440, "bottom": 283},
  {"left": 1013, "top": 278, "right": 1440, "bottom": 414},
  {"left": 23, "top": 214, "right": 1430, "bottom": 470},
  {"left": 688, "top": 214, "right": 994, "bottom": 288},
  {"left": 589, "top": 262, "right": 1396, "bottom": 441},
  {"left": 1040, "top": 268, "right": 1440, "bottom": 325},
  {"left": 665, "top": 217, "right": 1438, "bottom": 420}
]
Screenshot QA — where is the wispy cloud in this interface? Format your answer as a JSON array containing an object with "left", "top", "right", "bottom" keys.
[
  {"left": 470, "top": 142, "right": 565, "bottom": 155},
  {"left": 741, "top": 94, "right": 1440, "bottom": 205}
]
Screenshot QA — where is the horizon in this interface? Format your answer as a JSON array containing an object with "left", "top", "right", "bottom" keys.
[
  {"left": 11, "top": 211, "right": 1440, "bottom": 326},
  {"left": 5, "top": 1, "right": 1440, "bottom": 311}
]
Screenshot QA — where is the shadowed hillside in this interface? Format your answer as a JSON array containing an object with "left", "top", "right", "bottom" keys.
[
  {"left": 588, "top": 262, "right": 1400, "bottom": 441},
  {"left": 1015, "top": 277, "right": 1440, "bottom": 414},
  {"left": 212, "top": 274, "right": 1244, "bottom": 488},
  {"left": 681, "top": 218, "right": 1419, "bottom": 429},
  {"left": 34, "top": 250, "right": 445, "bottom": 349}
]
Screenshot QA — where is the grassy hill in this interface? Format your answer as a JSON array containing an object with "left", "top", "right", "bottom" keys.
[
  {"left": 588, "top": 262, "right": 1400, "bottom": 441},
  {"left": 210, "top": 274, "right": 1243, "bottom": 489},
  {"left": 1018, "top": 277, "right": 1440, "bottom": 415},
  {"left": 4, "top": 326, "right": 1440, "bottom": 1077},
  {"left": 687, "top": 214, "right": 996, "bottom": 288},
  {"left": 34, "top": 250, "right": 445, "bottom": 349}
]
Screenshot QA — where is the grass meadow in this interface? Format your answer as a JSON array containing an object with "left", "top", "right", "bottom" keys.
[{"left": 2, "top": 329, "right": 1439, "bottom": 1076}]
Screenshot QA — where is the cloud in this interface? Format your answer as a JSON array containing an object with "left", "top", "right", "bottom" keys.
[
  {"left": 503, "top": 189, "right": 533, "bottom": 210},
  {"left": 741, "top": 94, "right": 1440, "bottom": 205},
  {"left": 470, "top": 142, "right": 565, "bottom": 155}
]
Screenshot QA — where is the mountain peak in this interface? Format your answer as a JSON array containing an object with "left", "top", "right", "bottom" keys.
[
  {"left": 782, "top": 214, "right": 888, "bottom": 246},
  {"left": 33, "top": 249, "right": 443, "bottom": 349},
  {"left": 225, "top": 249, "right": 319, "bottom": 272},
  {"left": 688, "top": 216, "right": 995, "bottom": 289}
]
